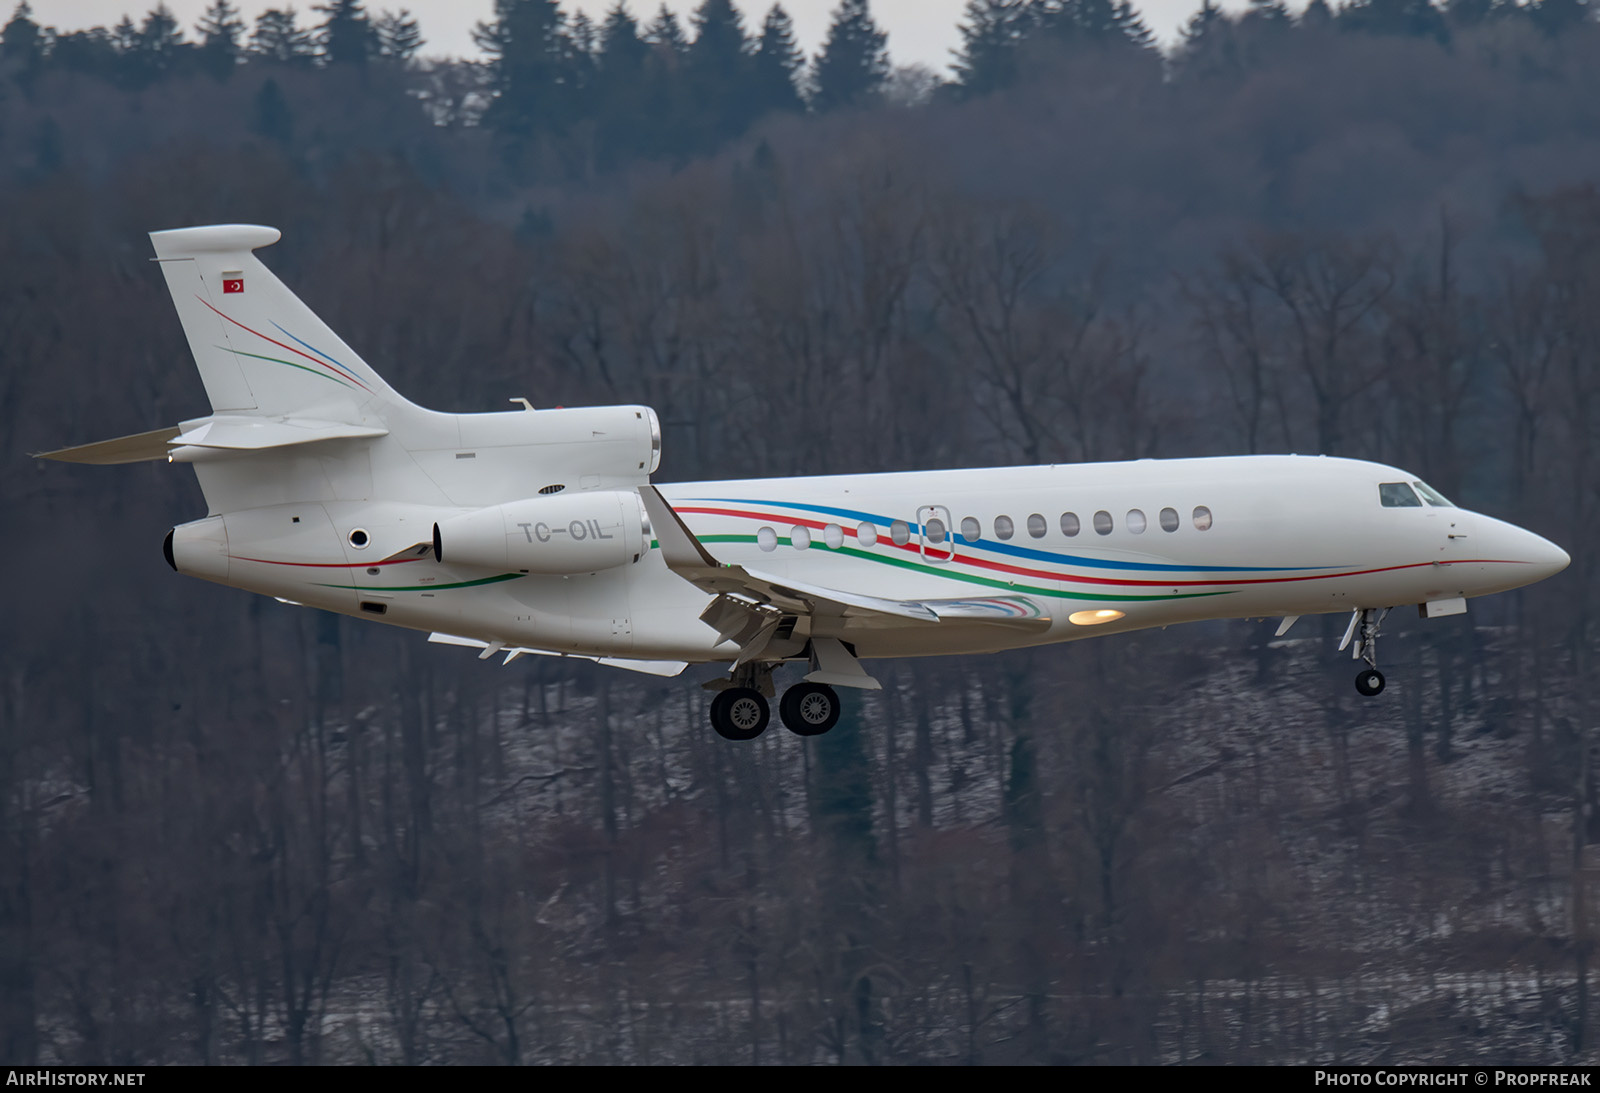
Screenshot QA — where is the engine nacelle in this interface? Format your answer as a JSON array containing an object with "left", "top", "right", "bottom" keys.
[
  {"left": 433, "top": 491, "right": 647, "bottom": 574},
  {"left": 166, "top": 515, "right": 230, "bottom": 581}
]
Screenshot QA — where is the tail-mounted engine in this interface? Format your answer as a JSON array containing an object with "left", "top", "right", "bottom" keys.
[{"left": 432, "top": 490, "right": 649, "bottom": 574}]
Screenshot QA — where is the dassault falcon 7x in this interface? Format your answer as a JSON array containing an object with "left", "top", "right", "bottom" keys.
[{"left": 38, "top": 225, "right": 1571, "bottom": 741}]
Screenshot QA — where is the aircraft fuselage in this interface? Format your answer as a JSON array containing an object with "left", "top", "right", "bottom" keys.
[{"left": 175, "top": 454, "right": 1568, "bottom": 664}]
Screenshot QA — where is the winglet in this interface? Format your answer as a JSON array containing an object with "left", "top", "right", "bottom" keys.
[{"left": 638, "top": 486, "right": 721, "bottom": 572}]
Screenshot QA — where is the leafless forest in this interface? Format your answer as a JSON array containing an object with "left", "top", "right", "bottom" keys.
[{"left": 4, "top": 0, "right": 1600, "bottom": 1065}]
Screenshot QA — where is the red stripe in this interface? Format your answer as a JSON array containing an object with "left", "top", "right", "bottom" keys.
[
  {"left": 674, "top": 506, "right": 1528, "bottom": 588},
  {"left": 197, "top": 296, "right": 374, "bottom": 394}
]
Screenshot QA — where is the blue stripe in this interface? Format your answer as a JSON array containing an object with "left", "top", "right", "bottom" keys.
[
  {"left": 272, "top": 321, "right": 353, "bottom": 375},
  {"left": 684, "top": 496, "right": 1339, "bottom": 574}
]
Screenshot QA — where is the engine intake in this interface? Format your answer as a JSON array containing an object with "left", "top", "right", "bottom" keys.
[{"left": 432, "top": 490, "right": 647, "bottom": 574}]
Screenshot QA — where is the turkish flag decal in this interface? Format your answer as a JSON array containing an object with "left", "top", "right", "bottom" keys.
[{"left": 222, "top": 278, "right": 243, "bottom": 294}]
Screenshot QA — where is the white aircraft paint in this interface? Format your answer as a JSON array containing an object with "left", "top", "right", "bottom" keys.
[{"left": 38, "top": 225, "right": 1571, "bottom": 739}]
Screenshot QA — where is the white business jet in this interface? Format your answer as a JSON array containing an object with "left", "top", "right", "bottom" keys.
[{"left": 38, "top": 225, "right": 1571, "bottom": 741}]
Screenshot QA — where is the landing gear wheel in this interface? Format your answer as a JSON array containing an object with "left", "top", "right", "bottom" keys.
[
  {"left": 710, "top": 687, "right": 770, "bottom": 741},
  {"left": 780, "top": 682, "right": 841, "bottom": 737},
  {"left": 1355, "top": 669, "right": 1386, "bottom": 697}
]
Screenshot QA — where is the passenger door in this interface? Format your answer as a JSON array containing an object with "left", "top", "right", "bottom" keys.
[{"left": 917, "top": 505, "right": 955, "bottom": 564}]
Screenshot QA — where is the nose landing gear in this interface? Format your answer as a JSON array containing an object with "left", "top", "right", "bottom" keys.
[{"left": 1341, "top": 607, "right": 1389, "bottom": 697}]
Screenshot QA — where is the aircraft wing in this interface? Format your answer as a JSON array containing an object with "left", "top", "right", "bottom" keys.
[
  {"left": 428, "top": 632, "right": 687, "bottom": 677},
  {"left": 637, "top": 486, "right": 1051, "bottom": 637}
]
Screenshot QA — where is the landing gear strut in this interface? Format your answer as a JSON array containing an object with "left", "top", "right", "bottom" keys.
[{"left": 1345, "top": 607, "right": 1389, "bottom": 697}]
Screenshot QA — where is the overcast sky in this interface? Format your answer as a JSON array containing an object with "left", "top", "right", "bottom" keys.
[{"left": 26, "top": 1, "right": 1241, "bottom": 73}]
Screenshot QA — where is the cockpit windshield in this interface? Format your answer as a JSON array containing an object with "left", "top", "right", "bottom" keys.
[
  {"left": 1379, "top": 482, "right": 1422, "bottom": 507},
  {"left": 1412, "top": 480, "right": 1453, "bottom": 507},
  {"left": 1379, "top": 480, "right": 1455, "bottom": 508}
]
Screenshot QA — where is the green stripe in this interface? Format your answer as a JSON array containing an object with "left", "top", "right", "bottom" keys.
[
  {"left": 219, "top": 345, "right": 356, "bottom": 390},
  {"left": 314, "top": 573, "right": 525, "bottom": 592},
  {"left": 665, "top": 534, "right": 1232, "bottom": 604}
]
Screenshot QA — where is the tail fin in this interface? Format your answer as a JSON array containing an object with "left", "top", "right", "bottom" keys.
[{"left": 149, "top": 224, "right": 409, "bottom": 418}]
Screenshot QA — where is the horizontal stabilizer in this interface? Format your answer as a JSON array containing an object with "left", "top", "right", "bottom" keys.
[
  {"left": 33, "top": 426, "right": 181, "bottom": 465},
  {"left": 172, "top": 416, "right": 387, "bottom": 451},
  {"left": 37, "top": 416, "right": 387, "bottom": 466},
  {"left": 428, "top": 633, "right": 687, "bottom": 678}
]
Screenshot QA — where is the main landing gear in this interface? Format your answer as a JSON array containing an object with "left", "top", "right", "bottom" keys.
[
  {"left": 780, "top": 681, "right": 842, "bottom": 736},
  {"left": 709, "top": 688, "right": 770, "bottom": 741},
  {"left": 706, "top": 664, "right": 844, "bottom": 741},
  {"left": 1341, "top": 607, "right": 1389, "bottom": 697}
]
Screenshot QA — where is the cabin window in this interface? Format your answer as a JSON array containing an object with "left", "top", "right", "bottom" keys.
[
  {"left": 1093, "top": 510, "right": 1113, "bottom": 535},
  {"left": 824, "top": 523, "right": 844, "bottom": 550},
  {"left": 1061, "top": 512, "right": 1080, "bottom": 537},
  {"left": 791, "top": 525, "right": 812, "bottom": 550},
  {"left": 1379, "top": 483, "right": 1422, "bottom": 508},
  {"left": 757, "top": 526, "right": 778, "bottom": 552},
  {"left": 1027, "top": 513, "right": 1047, "bottom": 538},
  {"left": 994, "top": 515, "right": 1015, "bottom": 541},
  {"left": 960, "top": 516, "right": 981, "bottom": 543},
  {"left": 1126, "top": 509, "right": 1147, "bottom": 534},
  {"left": 1412, "top": 480, "right": 1453, "bottom": 507},
  {"left": 890, "top": 520, "right": 911, "bottom": 546},
  {"left": 924, "top": 517, "right": 947, "bottom": 544},
  {"left": 1159, "top": 507, "right": 1179, "bottom": 532},
  {"left": 857, "top": 521, "right": 878, "bottom": 546},
  {"left": 348, "top": 528, "right": 370, "bottom": 549},
  {"left": 1193, "top": 505, "right": 1213, "bottom": 530}
]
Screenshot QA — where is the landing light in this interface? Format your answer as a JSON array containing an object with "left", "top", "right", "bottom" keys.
[{"left": 1069, "top": 609, "right": 1125, "bottom": 626}]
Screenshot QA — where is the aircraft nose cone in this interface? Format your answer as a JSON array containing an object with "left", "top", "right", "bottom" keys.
[
  {"left": 1510, "top": 524, "right": 1569, "bottom": 582},
  {"left": 1535, "top": 535, "right": 1571, "bottom": 579},
  {"left": 1468, "top": 516, "right": 1570, "bottom": 593}
]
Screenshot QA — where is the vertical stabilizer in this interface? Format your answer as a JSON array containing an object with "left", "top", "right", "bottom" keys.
[{"left": 149, "top": 224, "right": 409, "bottom": 418}]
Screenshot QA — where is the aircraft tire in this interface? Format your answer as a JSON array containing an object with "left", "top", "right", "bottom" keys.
[
  {"left": 780, "top": 682, "right": 841, "bottom": 737},
  {"left": 711, "top": 687, "right": 769, "bottom": 741},
  {"left": 1355, "top": 669, "right": 1386, "bottom": 697}
]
